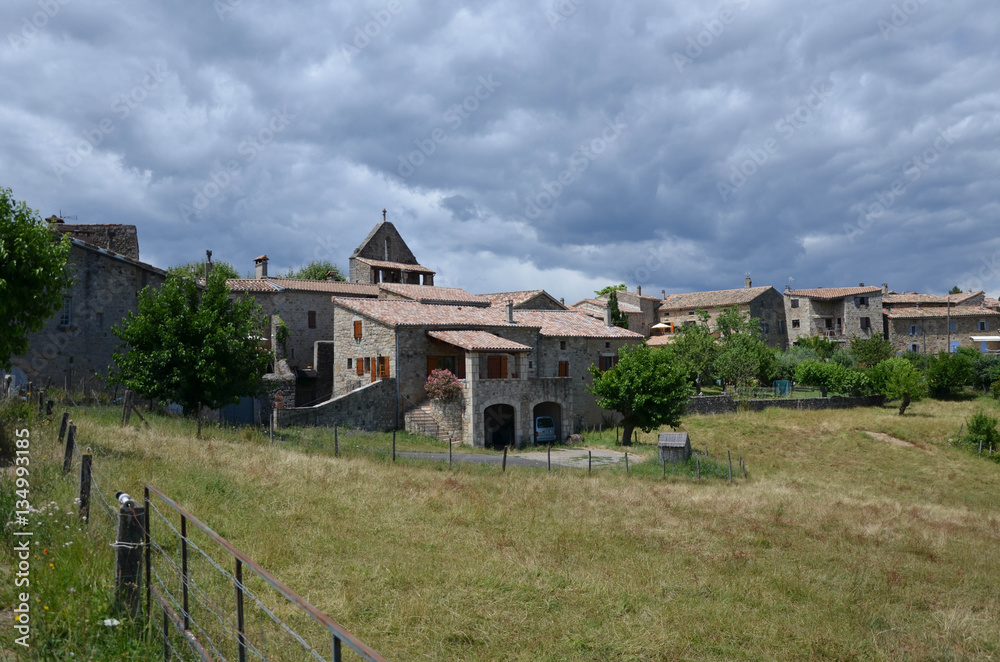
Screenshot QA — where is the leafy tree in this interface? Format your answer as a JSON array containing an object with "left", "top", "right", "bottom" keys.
[
  {"left": 665, "top": 311, "right": 718, "bottom": 391},
  {"left": 774, "top": 345, "right": 820, "bottom": 381},
  {"left": 795, "top": 360, "right": 846, "bottom": 397},
  {"left": 281, "top": 260, "right": 346, "bottom": 281},
  {"left": 794, "top": 335, "right": 839, "bottom": 360},
  {"left": 588, "top": 344, "right": 692, "bottom": 446},
  {"left": 963, "top": 348, "right": 999, "bottom": 392},
  {"left": 111, "top": 269, "right": 271, "bottom": 437},
  {"left": 962, "top": 410, "right": 999, "bottom": 458},
  {"left": 840, "top": 368, "right": 874, "bottom": 396},
  {"left": 169, "top": 260, "right": 242, "bottom": 280},
  {"left": 606, "top": 289, "right": 629, "bottom": 329},
  {"left": 870, "top": 357, "right": 927, "bottom": 414},
  {"left": 926, "top": 350, "right": 975, "bottom": 398},
  {"left": 0, "top": 189, "right": 71, "bottom": 369},
  {"left": 713, "top": 307, "right": 776, "bottom": 391},
  {"left": 949, "top": 285, "right": 962, "bottom": 294},
  {"left": 594, "top": 283, "right": 626, "bottom": 298},
  {"left": 849, "top": 335, "right": 895, "bottom": 368}
]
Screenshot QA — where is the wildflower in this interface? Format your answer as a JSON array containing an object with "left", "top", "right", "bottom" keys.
[
  {"left": 49, "top": 563, "right": 54, "bottom": 569},
  {"left": 67, "top": 588, "right": 76, "bottom": 594},
  {"left": 43, "top": 549, "right": 47, "bottom": 554},
  {"left": 103, "top": 618, "right": 120, "bottom": 627},
  {"left": 64, "top": 541, "right": 73, "bottom": 546},
  {"left": 43, "top": 606, "right": 48, "bottom": 611}
]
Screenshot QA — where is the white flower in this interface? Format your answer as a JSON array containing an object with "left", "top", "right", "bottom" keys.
[
  {"left": 64, "top": 541, "right": 73, "bottom": 546},
  {"left": 103, "top": 618, "right": 120, "bottom": 627}
]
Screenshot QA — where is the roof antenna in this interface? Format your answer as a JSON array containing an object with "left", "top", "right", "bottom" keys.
[{"left": 382, "top": 208, "right": 387, "bottom": 222}]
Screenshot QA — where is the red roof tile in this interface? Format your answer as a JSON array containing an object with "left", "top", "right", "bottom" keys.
[
  {"left": 427, "top": 330, "right": 533, "bottom": 352},
  {"left": 354, "top": 257, "right": 435, "bottom": 274},
  {"left": 379, "top": 283, "right": 489, "bottom": 305},
  {"left": 885, "top": 306, "right": 1000, "bottom": 319},
  {"left": 787, "top": 286, "right": 881, "bottom": 300},
  {"left": 660, "top": 286, "right": 776, "bottom": 310},
  {"left": 226, "top": 278, "right": 378, "bottom": 295}
]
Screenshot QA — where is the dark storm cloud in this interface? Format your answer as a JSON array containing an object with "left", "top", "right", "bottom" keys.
[{"left": 1, "top": 0, "right": 998, "bottom": 302}]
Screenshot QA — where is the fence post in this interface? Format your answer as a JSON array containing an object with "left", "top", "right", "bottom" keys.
[
  {"left": 502, "top": 446, "right": 508, "bottom": 472},
  {"left": 114, "top": 498, "right": 145, "bottom": 619},
  {"left": 120, "top": 390, "right": 130, "bottom": 426},
  {"left": 58, "top": 412, "right": 69, "bottom": 443},
  {"left": 235, "top": 559, "right": 247, "bottom": 662},
  {"left": 696, "top": 456, "right": 701, "bottom": 480},
  {"left": 78, "top": 449, "right": 91, "bottom": 522},
  {"left": 588, "top": 450, "right": 592, "bottom": 474},
  {"left": 334, "top": 424, "right": 339, "bottom": 457},
  {"left": 448, "top": 436, "right": 452, "bottom": 470},
  {"left": 144, "top": 487, "right": 151, "bottom": 621},
  {"left": 181, "top": 516, "right": 189, "bottom": 631},
  {"left": 62, "top": 423, "right": 76, "bottom": 475},
  {"left": 728, "top": 450, "right": 733, "bottom": 484},
  {"left": 625, "top": 452, "right": 629, "bottom": 475},
  {"left": 392, "top": 430, "right": 396, "bottom": 463},
  {"left": 547, "top": 444, "right": 551, "bottom": 472}
]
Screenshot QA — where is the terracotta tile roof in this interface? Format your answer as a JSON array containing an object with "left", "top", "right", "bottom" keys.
[
  {"left": 427, "top": 330, "right": 533, "bottom": 352},
  {"left": 660, "top": 286, "right": 775, "bottom": 310},
  {"left": 885, "top": 306, "right": 1000, "bottom": 320},
  {"left": 379, "top": 283, "right": 489, "bottom": 305},
  {"left": 226, "top": 278, "right": 378, "bottom": 296},
  {"left": 984, "top": 297, "right": 1000, "bottom": 310},
  {"left": 335, "top": 299, "right": 643, "bottom": 338},
  {"left": 947, "top": 291, "right": 985, "bottom": 304},
  {"left": 353, "top": 257, "right": 435, "bottom": 274},
  {"left": 883, "top": 292, "right": 949, "bottom": 305},
  {"left": 478, "top": 290, "right": 567, "bottom": 309},
  {"left": 787, "top": 286, "right": 881, "bottom": 300},
  {"left": 646, "top": 335, "right": 676, "bottom": 346},
  {"left": 571, "top": 298, "right": 641, "bottom": 313}
]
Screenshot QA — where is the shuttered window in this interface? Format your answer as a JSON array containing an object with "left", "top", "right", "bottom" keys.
[
  {"left": 353, "top": 320, "right": 362, "bottom": 338},
  {"left": 356, "top": 358, "right": 364, "bottom": 375},
  {"left": 558, "top": 361, "right": 569, "bottom": 377}
]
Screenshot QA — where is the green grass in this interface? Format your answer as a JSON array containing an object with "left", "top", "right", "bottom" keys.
[{"left": 4, "top": 397, "right": 1000, "bottom": 660}]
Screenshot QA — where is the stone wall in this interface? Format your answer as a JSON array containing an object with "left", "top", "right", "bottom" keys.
[
  {"left": 242, "top": 290, "right": 337, "bottom": 371},
  {"left": 52, "top": 223, "right": 140, "bottom": 260},
  {"left": 784, "top": 291, "right": 883, "bottom": 344},
  {"left": 684, "top": 394, "right": 886, "bottom": 415},
  {"left": 9, "top": 242, "right": 166, "bottom": 391},
  {"left": 748, "top": 288, "right": 789, "bottom": 348},
  {"left": 277, "top": 378, "right": 397, "bottom": 429}
]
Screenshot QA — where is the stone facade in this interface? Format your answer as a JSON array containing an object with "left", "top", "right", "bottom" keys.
[
  {"left": 884, "top": 307, "right": 1000, "bottom": 354},
  {"left": 783, "top": 286, "right": 883, "bottom": 345},
  {"left": 48, "top": 220, "right": 140, "bottom": 261},
  {"left": 657, "top": 284, "right": 787, "bottom": 349},
  {"left": 277, "top": 378, "right": 397, "bottom": 430},
  {"left": 5, "top": 239, "right": 166, "bottom": 391},
  {"left": 348, "top": 219, "right": 434, "bottom": 285}
]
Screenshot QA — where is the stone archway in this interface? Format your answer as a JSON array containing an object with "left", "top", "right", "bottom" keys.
[
  {"left": 532, "top": 401, "right": 563, "bottom": 444},
  {"left": 483, "top": 403, "right": 516, "bottom": 450}
]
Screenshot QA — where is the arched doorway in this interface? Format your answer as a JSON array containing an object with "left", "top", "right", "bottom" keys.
[
  {"left": 483, "top": 404, "right": 515, "bottom": 449},
  {"left": 532, "top": 402, "right": 562, "bottom": 444}
]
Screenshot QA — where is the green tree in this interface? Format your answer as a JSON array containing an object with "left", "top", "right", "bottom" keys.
[
  {"left": 849, "top": 335, "right": 895, "bottom": 368},
  {"left": 948, "top": 285, "right": 962, "bottom": 294},
  {"left": 795, "top": 360, "right": 846, "bottom": 397},
  {"left": 111, "top": 269, "right": 271, "bottom": 437},
  {"left": 774, "top": 345, "right": 820, "bottom": 381},
  {"left": 607, "top": 289, "right": 629, "bottom": 329},
  {"left": 870, "top": 357, "right": 927, "bottom": 414},
  {"left": 794, "top": 335, "right": 839, "bottom": 360},
  {"left": 0, "top": 189, "right": 71, "bottom": 369},
  {"left": 588, "top": 344, "right": 692, "bottom": 446},
  {"left": 713, "top": 307, "right": 776, "bottom": 391},
  {"left": 926, "top": 350, "right": 975, "bottom": 398},
  {"left": 666, "top": 311, "right": 718, "bottom": 391},
  {"left": 594, "top": 283, "right": 626, "bottom": 298},
  {"left": 168, "top": 260, "right": 242, "bottom": 280},
  {"left": 281, "top": 260, "right": 346, "bottom": 281}
]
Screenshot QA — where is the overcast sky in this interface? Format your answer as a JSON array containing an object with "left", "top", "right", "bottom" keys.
[{"left": 2, "top": 0, "right": 998, "bottom": 303}]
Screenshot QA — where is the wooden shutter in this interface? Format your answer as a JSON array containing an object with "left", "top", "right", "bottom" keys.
[
  {"left": 427, "top": 356, "right": 437, "bottom": 377},
  {"left": 371, "top": 357, "right": 377, "bottom": 382},
  {"left": 456, "top": 356, "right": 466, "bottom": 379},
  {"left": 353, "top": 320, "right": 362, "bottom": 338},
  {"left": 558, "top": 360, "right": 569, "bottom": 377},
  {"left": 487, "top": 356, "right": 501, "bottom": 379},
  {"left": 356, "top": 358, "right": 364, "bottom": 376},
  {"left": 499, "top": 356, "right": 508, "bottom": 379}
]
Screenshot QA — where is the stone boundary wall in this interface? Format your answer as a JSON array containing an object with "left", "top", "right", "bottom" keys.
[
  {"left": 685, "top": 394, "right": 885, "bottom": 416},
  {"left": 277, "top": 378, "right": 397, "bottom": 430}
]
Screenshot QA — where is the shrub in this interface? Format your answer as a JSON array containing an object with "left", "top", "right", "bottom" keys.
[
  {"left": 962, "top": 410, "right": 1000, "bottom": 458},
  {"left": 840, "top": 368, "right": 874, "bottom": 396},
  {"left": 927, "top": 351, "right": 975, "bottom": 398},
  {"left": 795, "top": 361, "right": 846, "bottom": 397},
  {"left": 425, "top": 369, "right": 462, "bottom": 400}
]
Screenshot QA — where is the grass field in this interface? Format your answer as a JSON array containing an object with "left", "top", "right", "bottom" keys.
[{"left": 4, "top": 397, "right": 1000, "bottom": 660}]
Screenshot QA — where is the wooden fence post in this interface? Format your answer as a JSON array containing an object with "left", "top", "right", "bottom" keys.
[
  {"left": 334, "top": 424, "right": 339, "bottom": 457},
  {"left": 696, "top": 456, "right": 701, "bottom": 480},
  {"left": 625, "top": 452, "right": 629, "bottom": 475},
  {"left": 588, "top": 450, "right": 592, "bottom": 474},
  {"left": 448, "top": 436, "right": 452, "bottom": 470},
  {"left": 79, "top": 449, "right": 92, "bottom": 522},
  {"left": 502, "top": 446, "right": 508, "bottom": 472},
  {"left": 392, "top": 430, "right": 396, "bottom": 463},
  {"left": 58, "top": 412, "right": 69, "bottom": 443},
  {"left": 547, "top": 444, "right": 551, "bottom": 472},
  {"left": 114, "top": 498, "right": 145, "bottom": 619},
  {"left": 62, "top": 424, "right": 76, "bottom": 475}
]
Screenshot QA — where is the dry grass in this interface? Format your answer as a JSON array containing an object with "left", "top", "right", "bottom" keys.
[{"left": 46, "top": 399, "right": 1000, "bottom": 660}]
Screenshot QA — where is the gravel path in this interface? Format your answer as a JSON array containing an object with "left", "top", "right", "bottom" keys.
[{"left": 397, "top": 448, "right": 643, "bottom": 469}]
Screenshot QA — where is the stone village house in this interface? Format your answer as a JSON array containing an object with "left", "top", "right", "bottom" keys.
[
  {"left": 783, "top": 284, "right": 883, "bottom": 345},
  {"left": 881, "top": 289, "right": 1000, "bottom": 354}
]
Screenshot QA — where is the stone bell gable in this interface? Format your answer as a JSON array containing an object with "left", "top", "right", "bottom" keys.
[{"left": 348, "top": 217, "right": 434, "bottom": 285}]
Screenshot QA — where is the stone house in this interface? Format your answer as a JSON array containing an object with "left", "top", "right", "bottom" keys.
[
  {"left": 571, "top": 286, "right": 661, "bottom": 337},
  {"left": 479, "top": 290, "right": 568, "bottom": 310},
  {"left": 783, "top": 284, "right": 883, "bottom": 345},
  {"left": 658, "top": 279, "right": 788, "bottom": 348},
  {"left": 47, "top": 218, "right": 141, "bottom": 260},
  {"left": 882, "top": 288, "right": 985, "bottom": 310},
  {"left": 4, "top": 235, "right": 166, "bottom": 392},
  {"left": 884, "top": 306, "right": 1000, "bottom": 354},
  {"left": 348, "top": 217, "right": 434, "bottom": 285},
  {"left": 326, "top": 298, "right": 643, "bottom": 447}
]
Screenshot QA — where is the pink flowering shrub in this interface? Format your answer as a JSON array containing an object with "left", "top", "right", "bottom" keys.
[{"left": 425, "top": 369, "right": 462, "bottom": 400}]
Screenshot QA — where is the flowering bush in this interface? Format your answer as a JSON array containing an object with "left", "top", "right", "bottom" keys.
[{"left": 425, "top": 369, "right": 462, "bottom": 400}]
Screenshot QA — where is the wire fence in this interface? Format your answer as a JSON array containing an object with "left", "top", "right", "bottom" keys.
[{"left": 56, "top": 407, "right": 387, "bottom": 662}]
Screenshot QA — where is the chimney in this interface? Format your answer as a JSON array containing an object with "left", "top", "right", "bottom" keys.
[
  {"left": 559, "top": 297, "right": 565, "bottom": 305},
  {"left": 784, "top": 284, "right": 791, "bottom": 294},
  {"left": 636, "top": 285, "right": 642, "bottom": 296},
  {"left": 661, "top": 289, "right": 666, "bottom": 299},
  {"left": 604, "top": 301, "right": 612, "bottom": 326},
  {"left": 254, "top": 255, "right": 269, "bottom": 279},
  {"left": 882, "top": 283, "right": 888, "bottom": 294},
  {"left": 859, "top": 282, "right": 865, "bottom": 287},
  {"left": 505, "top": 300, "right": 514, "bottom": 324},
  {"left": 745, "top": 276, "right": 752, "bottom": 289},
  {"left": 204, "top": 249, "right": 213, "bottom": 280}
]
